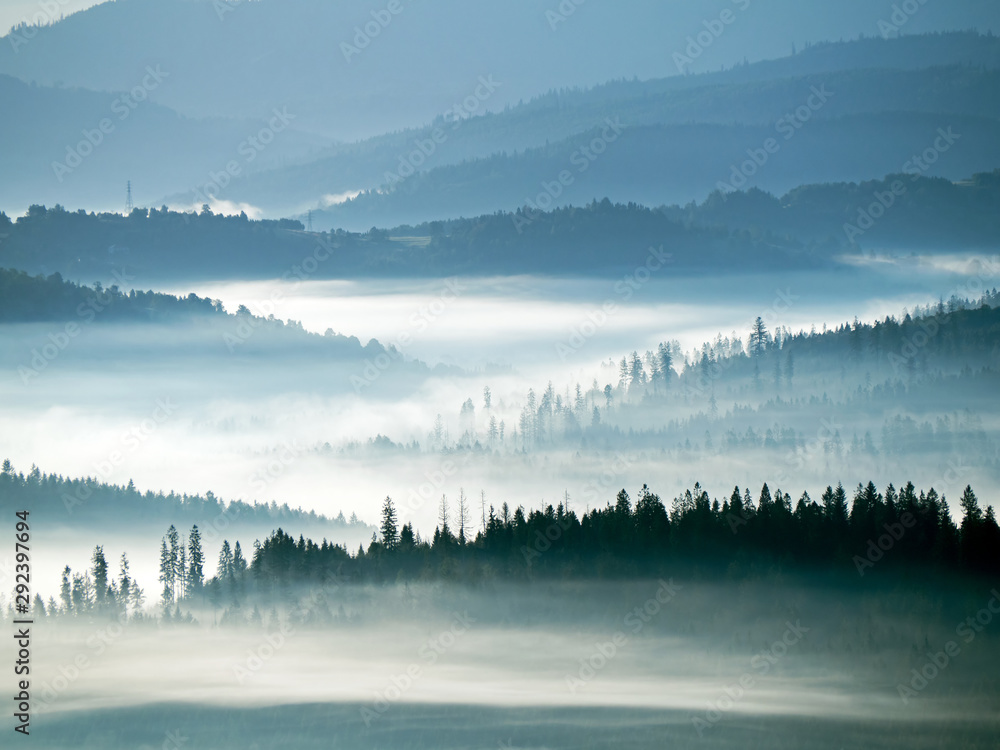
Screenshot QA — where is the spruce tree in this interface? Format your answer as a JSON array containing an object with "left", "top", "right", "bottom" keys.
[
  {"left": 187, "top": 526, "right": 205, "bottom": 596},
  {"left": 91, "top": 546, "right": 108, "bottom": 610},
  {"left": 380, "top": 496, "right": 398, "bottom": 550},
  {"left": 159, "top": 539, "right": 174, "bottom": 607}
]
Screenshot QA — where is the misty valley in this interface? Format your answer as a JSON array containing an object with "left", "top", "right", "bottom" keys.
[{"left": 1, "top": 3, "right": 1000, "bottom": 748}]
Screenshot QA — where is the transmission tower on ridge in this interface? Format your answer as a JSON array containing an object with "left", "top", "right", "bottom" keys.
[{"left": 125, "top": 181, "right": 134, "bottom": 214}]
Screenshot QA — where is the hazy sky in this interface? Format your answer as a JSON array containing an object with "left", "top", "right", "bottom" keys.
[{"left": 0, "top": 0, "right": 99, "bottom": 34}]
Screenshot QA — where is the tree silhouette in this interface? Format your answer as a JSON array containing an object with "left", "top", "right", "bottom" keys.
[
  {"left": 187, "top": 526, "right": 205, "bottom": 596},
  {"left": 380, "top": 496, "right": 398, "bottom": 550}
]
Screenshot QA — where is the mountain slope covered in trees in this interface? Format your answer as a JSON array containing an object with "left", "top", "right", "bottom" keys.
[{"left": 5, "top": 168, "right": 1000, "bottom": 282}]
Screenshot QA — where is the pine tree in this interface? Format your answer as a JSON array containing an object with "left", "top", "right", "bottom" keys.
[
  {"left": 166, "top": 525, "right": 180, "bottom": 600},
  {"left": 187, "top": 525, "right": 205, "bottom": 596},
  {"left": 618, "top": 357, "right": 630, "bottom": 389},
  {"left": 232, "top": 542, "right": 247, "bottom": 601},
  {"left": 91, "top": 546, "right": 108, "bottom": 610},
  {"left": 60, "top": 566, "right": 72, "bottom": 614},
  {"left": 960, "top": 485, "right": 983, "bottom": 527},
  {"left": 438, "top": 494, "right": 451, "bottom": 542},
  {"left": 177, "top": 544, "right": 187, "bottom": 600},
  {"left": 457, "top": 489, "right": 469, "bottom": 545},
  {"left": 658, "top": 342, "right": 673, "bottom": 387},
  {"left": 118, "top": 554, "right": 132, "bottom": 617},
  {"left": 749, "top": 317, "right": 768, "bottom": 357},
  {"left": 379, "top": 496, "right": 398, "bottom": 550},
  {"left": 233, "top": 542, "right": 247, "bottom": 574},
  {"left": 399, "top": 523, "right": 416, "bottom": 548},
  {"left": 158, "top": 539, "right": 174, "bottom": 606},
  {"left": 630, "top": 351, "right": 645, "bottom": 386},
  {"left": 218, "top": 540, "right": 234, "bottom": 579}
]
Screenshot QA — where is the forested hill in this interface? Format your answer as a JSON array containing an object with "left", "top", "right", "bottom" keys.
[
  {"left": 0, "top": 266, "right": 454, "bottom": 388},
  {"left": 0, "top": 206, "right": 314, "bottom": 281},
  {"left": 0, "top": 264, "right": 368, "bottom": 348},
  {"left": 261, "top": 479, "right": 1000, "bottom": 585},
  {"left": 24, "top": 477, "right": 1000, "bottom": 625},
  {"left": 0, "top": 266, "right": 225, "bottom": 323},
  {"left": 65, "top": 479, "right": 1000, "bottom": 627},
  {"left": 0, "top": 460, "right": 374, "bottom": 539},
  {"left": 204, "top": 33, "right": 1000, "bottom": 222},
  {"left": 664, "top": 169, "right": 1000, "bottom": 247},
  {"left": 0, "top": 202, "right": 819, "bottom": 279},
  {"left": 668, "top": 291, "right": 1000, "bottom": 392},
  {"left": 5, "top": 168, "right": 999, "bottom": 281}
]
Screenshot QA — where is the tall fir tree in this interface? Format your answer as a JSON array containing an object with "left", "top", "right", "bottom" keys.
[
  {"left": 187, "top": 525, "right": 205, "bottom": 596},
  {"left": 380, "top": 496, "right": 398, "bottom": 550}
]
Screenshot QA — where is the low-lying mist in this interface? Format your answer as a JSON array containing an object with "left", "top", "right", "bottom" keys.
[{"left": 8, "top": 579, "right": 999, "bottom": 749}]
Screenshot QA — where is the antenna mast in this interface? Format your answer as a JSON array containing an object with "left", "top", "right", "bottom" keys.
[{"left": 125, "top": 181, "right": 134, "bottom": 214}]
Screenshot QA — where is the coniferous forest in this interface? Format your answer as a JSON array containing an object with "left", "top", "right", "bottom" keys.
[{"left": 3, "top": 8, "right": 1000, "bottom": 750}]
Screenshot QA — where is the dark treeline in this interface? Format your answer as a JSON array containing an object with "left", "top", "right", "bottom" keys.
[
  {"left": 0, "top": 460, "right": 372, "bottom": 534},
  {"left": 0, "top": 200, "right": 816, "bottom": 279},
  {"left": 0, "top": 266, "right": 407, "bottom": 359},
  {"left": 0, "top": 266, "right": 224, "bottom": 323},
  {"left": 242, "top": 480, "right": 1000, "bottom": 590},
  {"left": 663, "top": 169, "right": 1000, "bottom": 247},
  {"left": 633, "top": 291, "right": 1000, "bottom": 398},
  {"left": 0, "top": 205, "right": 311, "bottom": 280},
  {"left": 5, "top": 169, "right": 999, "bottom": 281},
  {"left": 33, "top": 479, "right": 998, "bottom": 626}
]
